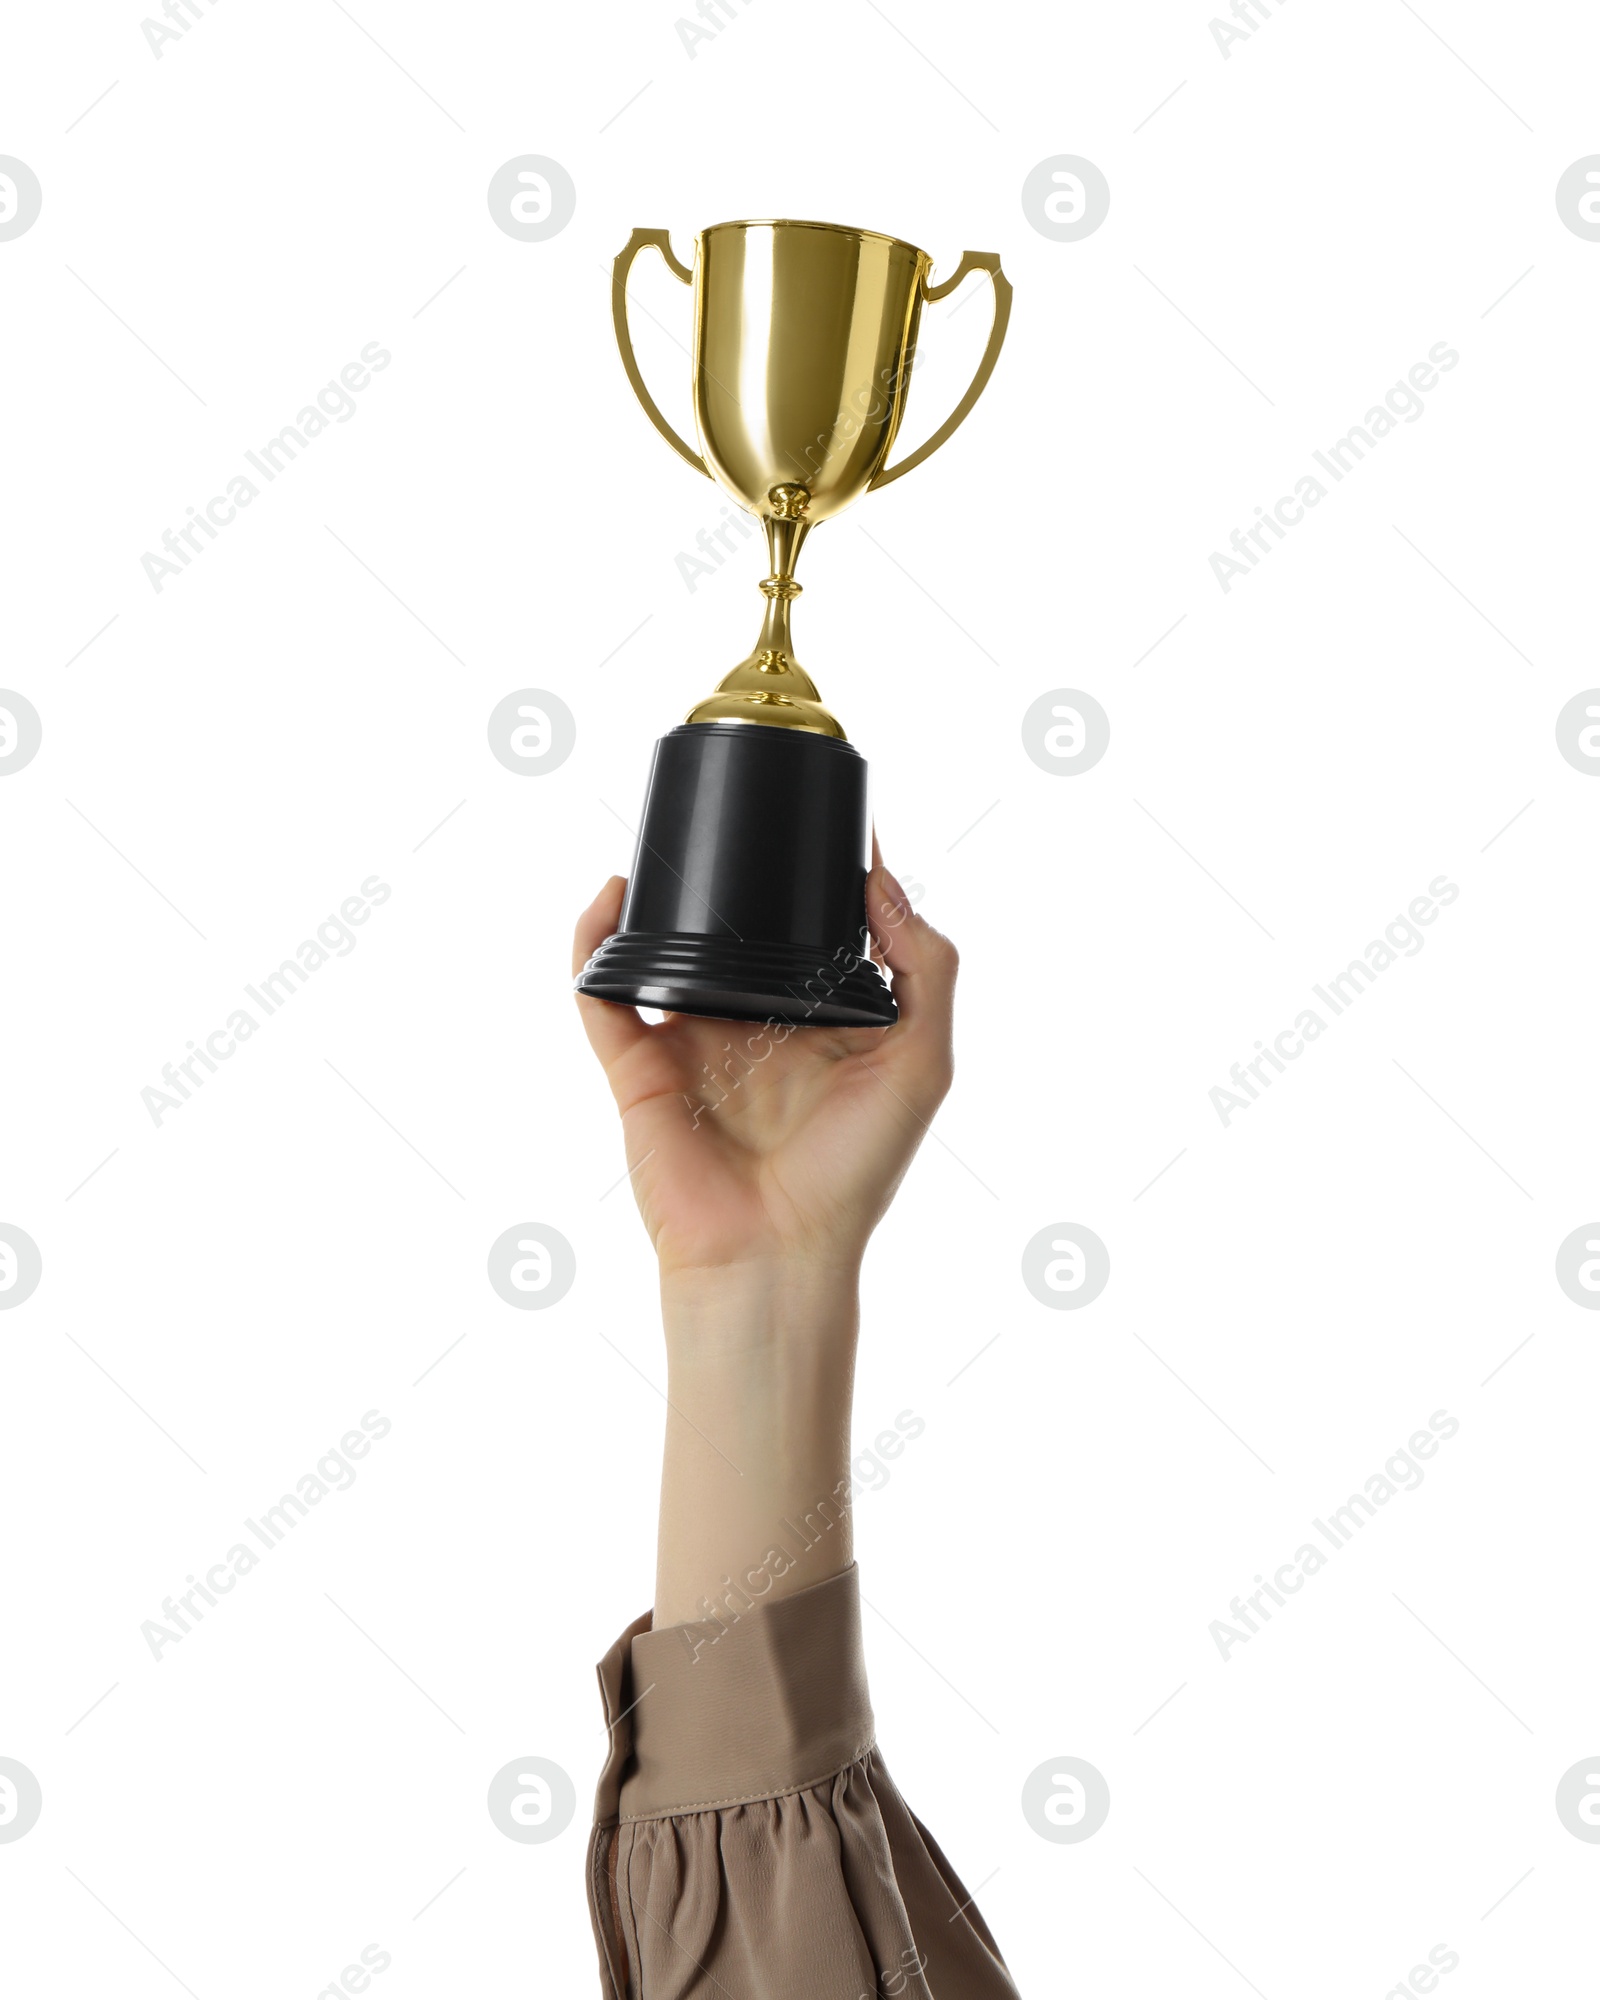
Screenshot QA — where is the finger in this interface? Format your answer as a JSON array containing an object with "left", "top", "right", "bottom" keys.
[
  {"left": 571, "top": 875, "right": 625, "bottom": 975},
  {"left": 865, "top": 830, "right": 886, "bottom": 963},
  {"left": 572, "top": 877, "right": 651, "bottom": 1069},
  {"left": 866, "top": 859, "right": 957, "bottom": 1091}
]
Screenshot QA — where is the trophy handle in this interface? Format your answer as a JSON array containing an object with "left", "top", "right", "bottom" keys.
[
  {"left": 869, "top": 250, "right": 1013, "bottom": 491},
  {"left": 612, "top": 228, "right": 712, "bottom": 480}
]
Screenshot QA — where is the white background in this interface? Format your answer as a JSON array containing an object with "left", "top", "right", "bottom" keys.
[{"left": 3, "top": 1, "right": 1599, "bottom": 1994}]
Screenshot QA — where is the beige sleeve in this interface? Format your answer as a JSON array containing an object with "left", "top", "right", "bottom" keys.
[{"left": 586, "top": 1564, "right": 1021, "bottom": 1999}]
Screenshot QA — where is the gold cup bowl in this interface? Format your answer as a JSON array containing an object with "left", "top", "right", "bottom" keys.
[{"left": 614, "top": 218, "right": 1011, "bottom": 735}]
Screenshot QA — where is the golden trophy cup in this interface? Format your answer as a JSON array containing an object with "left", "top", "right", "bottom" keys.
[{"left": 575, "top": 218, "right": 1011, "bottom": 1026}]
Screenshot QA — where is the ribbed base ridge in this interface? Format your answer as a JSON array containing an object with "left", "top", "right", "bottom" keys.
[{"left": 575, "top": 930, "right": 897, "bottom": 1028}]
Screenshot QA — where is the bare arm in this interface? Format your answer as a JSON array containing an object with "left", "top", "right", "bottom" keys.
[{"left": 654, "top": 1263, "right": 858, "bottom": 1627}]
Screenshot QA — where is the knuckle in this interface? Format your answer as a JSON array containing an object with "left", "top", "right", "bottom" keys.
[{"left": 927, "top": 929, "right": 960, "bottom": 977}]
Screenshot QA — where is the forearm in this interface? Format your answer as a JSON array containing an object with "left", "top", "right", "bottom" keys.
[{"left": 654, "top": 1261, "right": 860, "bottom": 1629}]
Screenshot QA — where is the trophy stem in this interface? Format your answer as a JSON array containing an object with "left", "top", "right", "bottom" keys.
[
  {"left": 751, "top": 514, "right": 804, "bottom": 664},
  {"left": 683, "top": 486, "right": 844, "bottom": 737}
]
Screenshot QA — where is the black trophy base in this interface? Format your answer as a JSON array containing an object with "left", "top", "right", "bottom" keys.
[{"left": 574, "top": 721, "right": 897, "bottom": 1030}]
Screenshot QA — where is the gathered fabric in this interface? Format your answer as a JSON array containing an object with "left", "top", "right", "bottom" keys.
[{"left": 587, "top": 1565, "right": 1021, "bottom": 1998}]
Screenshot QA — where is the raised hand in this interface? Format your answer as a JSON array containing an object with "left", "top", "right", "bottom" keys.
[{"left": 571, "top": 848, "right": 957, "bottom": 1280}]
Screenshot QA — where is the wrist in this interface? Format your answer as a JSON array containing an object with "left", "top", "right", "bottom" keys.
[
  {"left": 659, "top": 1255, "right": 861, "bottom": 1348},
  {"left": 660, "top": 1260, "right": 860, "bottom": 1426}
]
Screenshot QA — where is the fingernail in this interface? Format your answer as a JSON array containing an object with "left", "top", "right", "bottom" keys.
[{"left": 879, "top": 865, "right": 910, "bottom": 917}]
